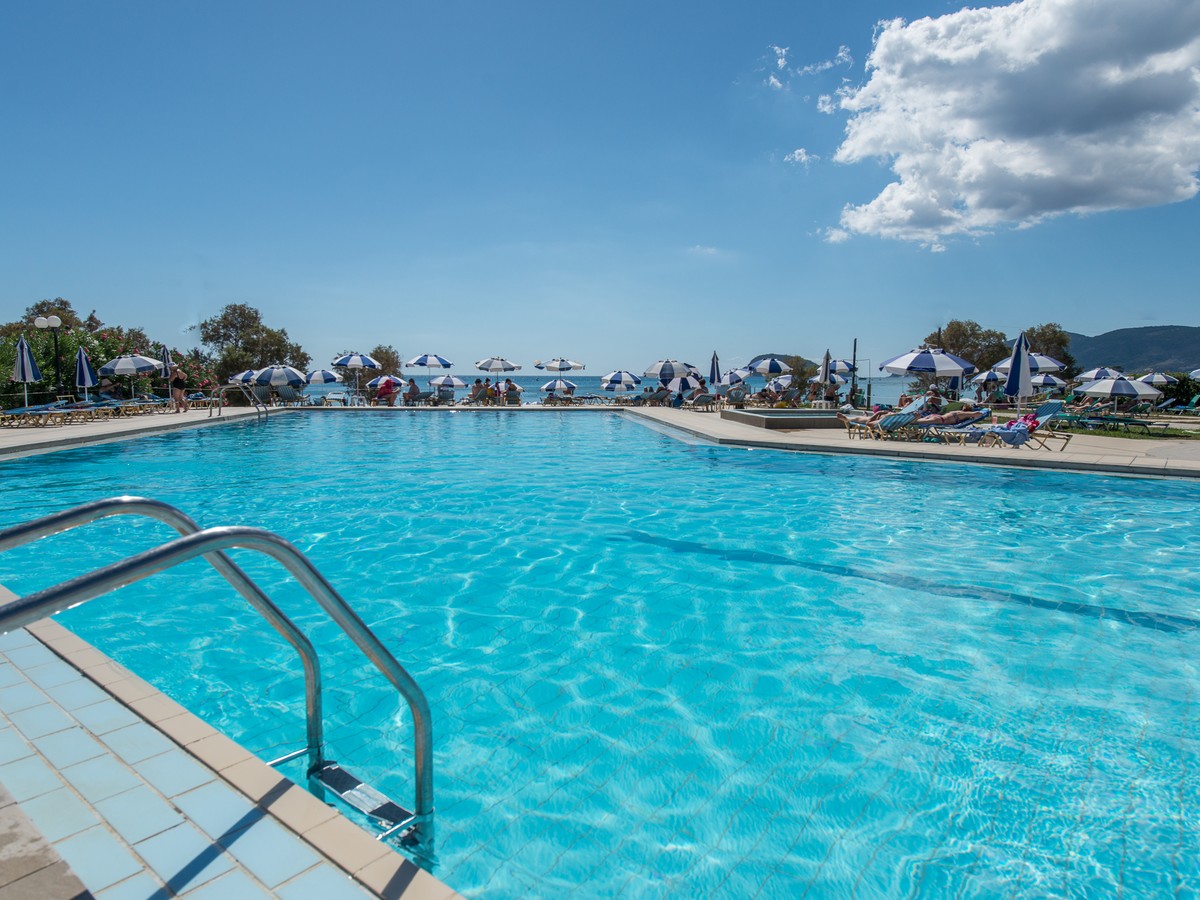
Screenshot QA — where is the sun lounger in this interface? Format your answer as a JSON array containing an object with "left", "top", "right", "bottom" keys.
[
  {"left": 923, "top": 409, "right": 992, "bottom": 444},
  {"left": 1168, "top": 394, "right": 1200, "bottom": 415},
  {"left": 275, "top": 385, "right": 313, "bottom": 406},
  {"left": 862, "top": 413, "right": 916, "bottom": 440},
  {"left": 632, "top": 388, "right": 670, "bottom": 407},
  {"left": 724, "top": 387, "right": 749, "bottom": 409},
  {"left": 686, "top": 393, "right": 718, "bottom": 411}
]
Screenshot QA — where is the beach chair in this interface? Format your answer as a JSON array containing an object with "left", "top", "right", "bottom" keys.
[
  {"left": 504, "top": 390, "right": 522, "bottom": 406},
  {"left": 725, "top": 387, "right": 748, "bottom": 409},
  {"left": 275, "top": 385, "right": 312, "bottom": 406},
  {"left": 923, "top": 409, "right": 992, "bottom": 444},
  {"left": 632, "top": 388, "right": 670, "bottom": 407},
  {"left": 686, "top": 392, "right": 718, "bottom": 411},
  {"left": 1022, "top": 401, "right": 1072, "bottom": 450},
  {"left": 1168, "top": 394, "right": 1200, "bottom": 416},
  {"left": 322, "top": 391, "right": 348, "bottom": 406},
  {"left": 864, "top": 412, "right": 916, "bottom": 440}
]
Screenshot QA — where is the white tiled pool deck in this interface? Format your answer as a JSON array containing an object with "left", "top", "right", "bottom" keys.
[{"left": 0, "top": 613, "right": 457, "bottom": 899}]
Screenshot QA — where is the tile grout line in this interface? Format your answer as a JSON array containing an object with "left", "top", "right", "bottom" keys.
[{"left": 12, "top": 617, "right": 460, "bottom": 899}]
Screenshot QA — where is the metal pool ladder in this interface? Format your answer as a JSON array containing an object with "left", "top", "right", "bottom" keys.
[{"left": 0, "top": 496, "right": 434, "bottom": 855}]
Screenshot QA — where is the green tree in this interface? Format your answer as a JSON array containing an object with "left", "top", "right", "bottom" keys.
[
  {"left": 922, "top": 320, "right": 1009, "bottom": 372},
  {"left": 368, "top": 345, "right": 403, "bottom": 376},
  {"left": 194, "top": 304, "right": 310, "bottom": 382},
  {"left": 1023, "top": 322, "right": 1078, "bottom": 379}
]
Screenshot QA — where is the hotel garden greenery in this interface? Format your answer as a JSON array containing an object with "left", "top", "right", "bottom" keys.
[{"left": 0, "top": 299, "right": 303, "bottom": 409}]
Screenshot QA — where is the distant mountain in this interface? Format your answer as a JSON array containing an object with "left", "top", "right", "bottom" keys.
[{"left": 1066, "top": 326, "right": 1200, "bottom": 373}]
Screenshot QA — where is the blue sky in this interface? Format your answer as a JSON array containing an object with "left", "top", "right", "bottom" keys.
[{"left": 3, "top": 0, "right": 1198, "bottom": 375}]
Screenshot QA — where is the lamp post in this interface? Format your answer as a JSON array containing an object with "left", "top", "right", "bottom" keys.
[{"left": 35, "top": 314, "right": 63, "bottom": 396}]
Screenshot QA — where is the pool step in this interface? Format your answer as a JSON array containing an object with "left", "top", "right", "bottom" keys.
[{"left": 312, "top": 762, "right": 415, "bottom": 837}]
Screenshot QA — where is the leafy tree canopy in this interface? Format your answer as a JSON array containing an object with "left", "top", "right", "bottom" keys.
[
  {"left": 1024, "top": 323, "right": 1078, "bottom": 378},
  {"left": 368, "top": 345, "right": 403, "bottom": 376},
  {"left": 194, "top": 303, "right": 310, "bottom": 382},
  {"left": 922, "top": 320, "right": 1009, "bottom": 372}
]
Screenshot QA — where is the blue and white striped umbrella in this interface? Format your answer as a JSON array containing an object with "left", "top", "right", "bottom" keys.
[
  {"left": 601, "top": 370, "right": 641, "bottom": 389},
  {"left": 99, "top": 353, "right": 160, "bottom": 402},
  {"left": 74, "top": 347, "right": 99, "bottom": 399},
  {"left": 971, "top": 368, "right": 1002, "bottom": 385},
  {"left": 11, "top": 335, "right": 42, "bottom": 405},
  {"left": 366, "top": 374, "right": 404, "bottom": 389},
  {"left": 994, "top": 352, "right": 1064, "bottom": 374},
  {"left": 766, "top": 377, "right": 794, "bottom": 392},
  {"left": 1079, "top": 376, "right": 1162, "bottom": 401},
  {"left": 229, "top": 369, "right": 256, "bottom": 384},
  {"left": 750, "top": 357, "right": 791, "bottom": 377},
  {"left": 1137, "top": 371, "right": 1179, "bottom": 386},
  {"left": 475, "top": 356, "right": 521, "bottom": 374},
  {"left": 99, "top": 354, "right": 161, "bottom": 376},
  {"left": 719, "top": 367, "right": 753, "bottom": 386},
  {"left": 880, "top": 348, "right": 976, "bottom": 378},
  {"left": 667, "top": 375, "right": 703, "bottom": 393},
  {"left": 332, "top": 352, "right": 382, "bottom": 370},
  {"left": 540, "top": 357, "right": 584, "bottom": 373},
  {"left": 252, "top": 365, "right": 306, "bottom": 387},
  {"left": 808, "top": 372, "right": 847, "bottom": 385},
  {"left": 708, "top": 352, "right": 721, "bottom": 385},
  {"left": 1191, "top": 368, "right": 1200, "bottom": 379},
  {"left": 644, "top": 360, "right": 697, "bottom": 381},
  {"left": 541, "top": 379, "right": 577, "bottom": 392},
  {"left": 406, "top": 353, "right": 453, "bottom": 370},
  {"left": 306, "top": 369, "right": 343, "bottom": 384},
  {"left": 1003, "top": 332, "right": 1033, "bottom": 402},
  {"left": 829, "top": 359, "right": 857, "bottom": 374},
  {"left": 1029, "top": 373, "right": 1066, "bottom": 388},
  {"left": 160, "top": 345, "right": 174, "bottom": 378},
  {"left": 1077, "top": 366, "right": 1122, "bottom": 381},
  {"left": 429, "top": 374, "right": 467, "bottom": 389}
]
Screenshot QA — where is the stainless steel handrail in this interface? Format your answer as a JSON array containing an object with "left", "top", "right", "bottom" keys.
[
  {"left": 0, "top": 505, "right": 434, "bottom": 845},
  {"left": 209, "top": 383, "right": 268, "bottom": 420},
  {"left": 0, "top": 497, "right": 324, "bottom": 773}
]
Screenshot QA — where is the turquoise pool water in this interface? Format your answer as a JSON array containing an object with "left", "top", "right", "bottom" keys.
[{"left": 1, "top": 412, "right": 1197, "bottom": 897}]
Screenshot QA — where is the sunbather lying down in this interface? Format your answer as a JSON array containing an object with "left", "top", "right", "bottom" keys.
[
  {"left": 837, "top": 409, "right": 889, "bottom": 425},
  {"left": 916, "top": 407, "right": 982, "bottom": 426}
]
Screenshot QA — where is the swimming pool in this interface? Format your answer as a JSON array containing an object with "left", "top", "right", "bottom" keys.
[{"left": 1, "top": 412, "right": 1197, "bottom": 897}]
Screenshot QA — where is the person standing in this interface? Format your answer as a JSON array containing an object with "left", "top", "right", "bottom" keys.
[{"left": 170, "top": 365, "right": 189, "bottom": 412}]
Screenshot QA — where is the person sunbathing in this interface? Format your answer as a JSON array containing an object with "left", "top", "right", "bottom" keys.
[
  {"left": 837, "top": 408, "right": 893, "bottom": 425},
  {"left": 916, "top": 407, "right": 982, "bottom": 426}
]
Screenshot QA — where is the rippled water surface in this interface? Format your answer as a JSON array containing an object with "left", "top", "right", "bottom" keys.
[{"left": 2, "top": 412, "right": 1198, "bottom": 897}]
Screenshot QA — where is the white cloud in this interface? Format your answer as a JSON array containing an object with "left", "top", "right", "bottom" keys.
[
  {"left": 798, "top": 45, "right": 854, "bottom": 76},
  {"left": 831, "top": 0, "right": 1200, "bottom": 248},
  {"left": 817, "top": 94, "right": 836, "bottom": 114},
  {"left": 771, "top": 45, "right": 789, "bottom": 70},
  {"left": 766, "top": 73, "right": 783, "bottom": 91},
  {"left": 785, "top": 148, "right": 817, "bottom": 166}
]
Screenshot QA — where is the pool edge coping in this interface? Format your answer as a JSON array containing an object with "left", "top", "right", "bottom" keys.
[{"left": 16, "top": 614, "right": 462, "bottom": 900}]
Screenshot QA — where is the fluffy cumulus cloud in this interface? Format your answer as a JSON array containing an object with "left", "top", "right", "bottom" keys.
[
  {"left": 831, "top": 0, "right": 1200, "bottom": 248},
  {"left": 785, "top": 148, "right": 817, "bottom": 166}
]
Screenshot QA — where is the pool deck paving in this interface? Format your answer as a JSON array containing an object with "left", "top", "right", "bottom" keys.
[
  {"left": 1, "top": 400, "right": 1198, "bottom": 896},
  {"left": 0, "top": 610, "right": 459, "bottom": 899}
]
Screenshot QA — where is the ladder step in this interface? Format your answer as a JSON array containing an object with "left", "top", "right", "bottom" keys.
[{"left": 313, "top": 762, "right": 412, "bottom": 827}]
